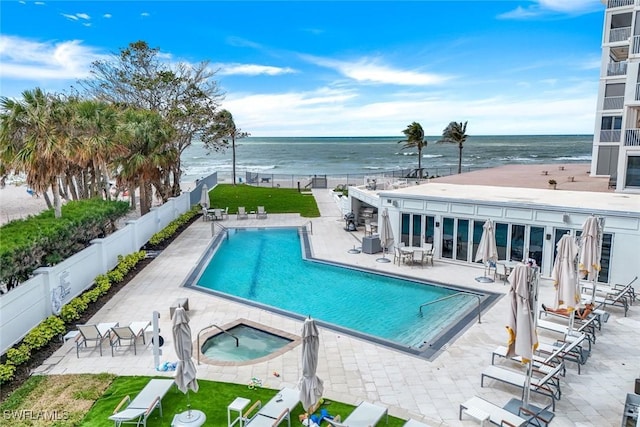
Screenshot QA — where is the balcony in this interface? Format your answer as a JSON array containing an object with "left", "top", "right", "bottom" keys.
[
  {"left": 603, "top": 96, "right": 625, "bottom": 110},
  {"left": 607, "top": 61, "right": 628, "bottom": 76},
  {"left": 624, "top": 129, "right": 640, "bottom": 146},
  {"left": 610, "top": 27, "right": 632, "bottom": 43},
  {"left": 600, "top": 130, "right": 622, "bottom": 142},
  {"left": 607, "top": 0, "right": 634, "bottom": 7}
]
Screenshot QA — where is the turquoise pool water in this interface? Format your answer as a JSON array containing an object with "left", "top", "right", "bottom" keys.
[
  {"left": 194, "top": 228, "right": 484, "bottom": 351},
  {"left": 201, "top": 324, "right": 292, "bottom": 362}
]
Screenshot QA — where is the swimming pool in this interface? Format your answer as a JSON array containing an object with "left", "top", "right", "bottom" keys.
[{"left": 188, "top": 228, "right": 498, "bottom": 358}]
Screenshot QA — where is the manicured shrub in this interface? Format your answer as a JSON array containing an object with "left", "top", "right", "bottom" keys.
[
  {"left": 6, "top": 345, "right": 31, "bottom": 366},
  {"left": 0, "top": 364, "right": 16, "bottom": 383}
]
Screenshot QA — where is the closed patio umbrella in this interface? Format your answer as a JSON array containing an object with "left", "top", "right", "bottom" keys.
[
  {"left": 506, "top": 264, "right": 538, "bottom": 407},
  {"left": 298, "top": 317, "right": 323, "bottom": 413},
  {"left": 580, "top": 216, "right": 603, "bottom": 302},
  {"left": 172, "top": 307, "right": 200, "bottom": 422},
  {"left": 475, "top": 219, "right": 498, "bottom": 283},
  {"left": 200, "top": 184, "right": 209, "bottom": 210},
  {"left": 551, "top": 234, "right": 580, "bottom": 311},
  {"left": 376, "top": 208, "right": 394, "bottom": 263}
]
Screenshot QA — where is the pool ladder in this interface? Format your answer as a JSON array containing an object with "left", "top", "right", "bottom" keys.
[
  {"left": 197, "top": 324, "right": 239, "bottom": 365},
  {"left": 419, "top": 292, "right": 483, "bottom": 324}
]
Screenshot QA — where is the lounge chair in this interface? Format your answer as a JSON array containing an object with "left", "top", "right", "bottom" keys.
[
  {"left": 581, "top": 281, "right": 635, "bottom": 316},
  {"left": 108, "top": 378, "right": 174, "bottom": 427},
  {"left": 537, "top": 317, "right": 597, "bottom": 348},
  {"left": 323, "top": 401, "right": 388, "bottom": 427},
  {"left": 76, "top": 322, "right": 118, "bottom": 357},
  {"left": 460, "top": 396, "right": 527, "bottom": 426},
  {"left": 257, "top": 206, "right": 268, "bottom": 219},
  {"left": 491, "top": 344, "right": 567, "bottom": 377},
  {"left": 109, "top": 321, "right": 150, "bottom": 356},
  {"left": 402, "top": 420, "right": 430, "bottom": 427},
  {"left": 244, "top": 387, "right": 300, "bottom": 427},
  {"left": 237, "top": 207, "right": 248, "bottom": 220},
  {"left": 535, "top": 334, "right": 589, "bottom": 374},
  {"left": 481, "top": 362, "right": 563, "bottom": 410}
]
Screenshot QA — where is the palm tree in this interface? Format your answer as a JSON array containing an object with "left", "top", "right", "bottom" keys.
[
  {"left": 0, "top": 88, "right": 71, "bottom": 217},
  {"left": 204, "top": 109, "right": 249, "bottom": 185},
  {"left": 398, "top": 122, "right": 427, "bottom": 178},
  {"left": 439, "top": 121, "right": 468, "bottom": 174}
]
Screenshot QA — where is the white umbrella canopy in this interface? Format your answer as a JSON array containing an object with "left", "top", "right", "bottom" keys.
[
  {"left": 200, "top": 184, "right": 209, "bottom": 210},
  {"left": 474, "top": 220, "right": 498, "bottom": 264},
  {"left": 380, "top": 208, "right": 394, "bottom": 250},
  {"left": 551, "top": 234, "right": 580, "bottom": 310},
  {"left": 506, "top": 264, "right": 539, "bottom": 406},
  {"left": 172, "top": 307, "right": 199, "bottom": 394},
  {"left": 298, "top": 317, "right": 324, "bottom": 413},
  {"left": 579, "top": 216, "right": 601, "bottom": 281}
]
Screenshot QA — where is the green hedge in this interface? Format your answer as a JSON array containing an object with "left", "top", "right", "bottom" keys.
[
  {"left": 0, "top": 199, "right": 130, "bottom": 290},
  {"left": 148, "top": 206, "right": 200, "bottom": 246}
]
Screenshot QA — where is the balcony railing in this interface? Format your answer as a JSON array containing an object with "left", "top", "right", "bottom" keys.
[
  {"left": 624, "top": 129, "right": 640, "bottom": 146},
  {"left": 600, "top": 130, "right": 622, "bottom": 142},
  {"left": 607, "top": 0, "right": 634, "bottom": 7},
  {"left": 632, "top": 36, "right": 640, "bottom": 55},
  {"left": 604, "top": 96, "right": 625, "bottom": 110},
  {"left": 636, "top": 83, "right": 640, "bottom": 101},
  {"left": 610, "top": 27, "right": 632, "bottom": 43},
  {"left": 607, "top": 61, "right": 628, "bottom": 76}
]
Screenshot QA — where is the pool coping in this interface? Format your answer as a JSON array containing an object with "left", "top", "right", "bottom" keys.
[
  {"left": 196, "top": 318, "right": 301, "bottom": 367},
  {"left": 182, "top": 226, "right": 502, "bottom": 361}
]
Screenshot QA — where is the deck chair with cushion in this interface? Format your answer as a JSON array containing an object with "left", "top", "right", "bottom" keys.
[
  {"left": 109, "top": 321, "right": 150, "bottom": 356},
  {"left": 323, "top": 401, "right": 388, "bottom": 427},
  {"left": 237, "top": 206, "right": 249, "bottom": 220},
  {"left": 108, "top": 378, "right": 174, "bottom": 427},
  {"left": 244, "top": 387, "right": 300, "bottom": 427},
  {"left": 460, "top": 396, "right": 528, "bottom": 427},
  {"left": 76, "top": 322, "right": 118, "bottom": 357},
  {"left": 257, "top": 206, "right": 268, "bottom": 219}
]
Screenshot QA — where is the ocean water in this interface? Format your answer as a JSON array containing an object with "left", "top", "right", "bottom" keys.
[{"left": 181, "top": 135, "right": 593, "bottom": 183}]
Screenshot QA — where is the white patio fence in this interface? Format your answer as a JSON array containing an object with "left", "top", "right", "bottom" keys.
[{"left": 0, "top": 173, "right": 217, "bottom": 355}]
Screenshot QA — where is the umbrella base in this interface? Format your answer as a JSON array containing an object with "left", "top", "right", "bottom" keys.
[
  {"left": 172, "top": 409, "right": 206, "bottom": 427},
  {"left": 475, "top": 276, "right": 494, "bottom": 283},
  {"left": 347, "top": 246, "right": 361, "bottom": 254},
  {"left": 376, "top": 257, "right": 391, "bottom": 263},
  {"left": 503, "top": 398, "right": 554, "bottom": 424}
]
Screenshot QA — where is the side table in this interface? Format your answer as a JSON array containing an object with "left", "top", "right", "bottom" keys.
[{"left": 228, "top": 397, "right": 251, "bottom": 427}]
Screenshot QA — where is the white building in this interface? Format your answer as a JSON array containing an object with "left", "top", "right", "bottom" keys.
[{"left": 592, "top": 0, "right": 640, "bottom": 192}]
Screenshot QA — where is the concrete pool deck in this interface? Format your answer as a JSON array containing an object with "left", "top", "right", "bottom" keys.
[{"left": 38, "top": 188, "right": 638, "bottom": 426}]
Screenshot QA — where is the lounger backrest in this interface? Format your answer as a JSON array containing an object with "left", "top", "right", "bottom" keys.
[
  {"left": 112, "top": 326, "right": 135, "bottom": 340},
  {"left": 78, "top": 324, "right": 101, "bottom": 340},
  {"left": 533, "top": 362, "right": 563, "bottom": 388},
  {"left": 239, "top": 207, "right": 246, "bottom": 214}
]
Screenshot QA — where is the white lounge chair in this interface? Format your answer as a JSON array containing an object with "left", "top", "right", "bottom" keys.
[
  {"left": 403, "top": 419, "right": 430, "bottom": 427},
  {"left": 237, "top": 206, "right": 248, "bottom": 220},
  {"left": 108, "top": 378, "right": 174, "bottom": 427},
  {"left": 244, "top": 387, "right": 300, "bottom": 427},
  {"left": 212, "top": 208, "right": 223, "bottom": 220},
  {"left": 323, "top": 401, "right": 388, "bottom": 427},
  {"left": 75, "top": 322, "right": 118, "bottom": 357},
  {"left": 257, "top": 206, "right": 268, "bottom": 219},
  {"left": 109, "top": 321, "right": 150, "bottom": 356},
  {"left": 460, "top": 396, "right": 528, "bottom": 427}
]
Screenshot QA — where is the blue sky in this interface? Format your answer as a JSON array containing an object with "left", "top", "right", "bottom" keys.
[{"left": 1, "top": 1, "right": 604, "bottom": 136}]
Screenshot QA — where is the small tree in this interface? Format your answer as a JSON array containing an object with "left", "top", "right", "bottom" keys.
[
  {"left": 203, "top": 110, "right": 249, "bottom": 185},
  {"left": 398, "top": 122, "right": 427, "bottom": 178},
  {"left": 439, "top": 121, "right": 468, "bottom": 174}
]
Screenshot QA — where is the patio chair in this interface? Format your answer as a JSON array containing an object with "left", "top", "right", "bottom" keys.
[
  {"left": 422, "top": 244, "right": 434, "bottom": 266},
  {"left": 109, "top": 321, "right": 150, "bottom": 356},
  {"left": 244, "top": 387, "right": 300, "bottom": 426},
  {"left": 460, "top": 396, "right": 527, "bottom": 426},
  {"left": 237, "top": 207, "right": 248, "bottom": 220},
  {"left": 212, "top": 208, "right": 223, "bottom": 220},
  {"left": 108, "top": 378, "right": 174, "bottom": 427},
  {"left": 257, "top": 206, "right": 268, "bottom": 219},
  {"left": 76, "top": 322, "right": 118, "bottom": 357},
  {"left": 323, "top": 401, "right": 388, "bottom": 427},
  {"left": 495, "top": 263, "right": 508, "bottom": 285}
]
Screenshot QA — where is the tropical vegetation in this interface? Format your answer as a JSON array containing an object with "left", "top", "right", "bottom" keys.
[
  {"left": 0, "top": 41, "right": 238, "bottom": 218},
  {"left": 439, "top": 121, "right": 468, "bottom": 174},
  {"left": 204, "top": 109, "right": 249, "bottom": 185},
  {"left": 398, "top": 122, "right": 427, "bottom": 178}
]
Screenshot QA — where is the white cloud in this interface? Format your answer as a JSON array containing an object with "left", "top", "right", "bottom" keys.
[
  {"left": 103, "top": 13, "right": 112, "bottom": 19},
  {"left": 498, "top": 0, "right": 602, "bottom": 19},
  {"left": 0, "top": 36, "right": 106, "bottom": 80},
  {"left": 61, "top": 13, "right": 78, "bottom": 21},
  {"left": 302, "top": 55, "right": 451, "bottom": 86},
  {"left": 141, "top": 12, "right": 150, "bottom": 17},
  {"left": 222, "top": 83, "right": 596, "bottom": 136},
  {"left": 217, "top": 63, "right": 297, "bottom": 76},
  {"left": 77, "top": 13, "right": 90, "bottom": 20}
]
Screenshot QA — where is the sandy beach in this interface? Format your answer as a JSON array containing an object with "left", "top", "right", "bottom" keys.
[{"left": 0, "top": 184, "right": 50, "bottom": 225}]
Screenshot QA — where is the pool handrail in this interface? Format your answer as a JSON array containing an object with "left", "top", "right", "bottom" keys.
[
  {"left": 419, "top": 292, "right": 482, "bottom": 324},
  {"left": 303, "top": 220, "right": 313, "bottom": 234},
  {"left": 211, "top": 222, "right": 230, "bottom": 239},
  {"left": 196, "top": 324, "right": 239, "bottom": 365}
]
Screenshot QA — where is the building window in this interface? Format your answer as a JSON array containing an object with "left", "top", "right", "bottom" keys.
[{"left": 625, "top": 156, "right": 640, "bottom": 187}]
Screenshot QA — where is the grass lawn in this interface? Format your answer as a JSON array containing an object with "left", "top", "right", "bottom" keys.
[
  {"left": 1, "top": 375, "right": 407, "bottom": 426},
  {"left": 208, "top": 184, "right": 320, "bottom": 218}
]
